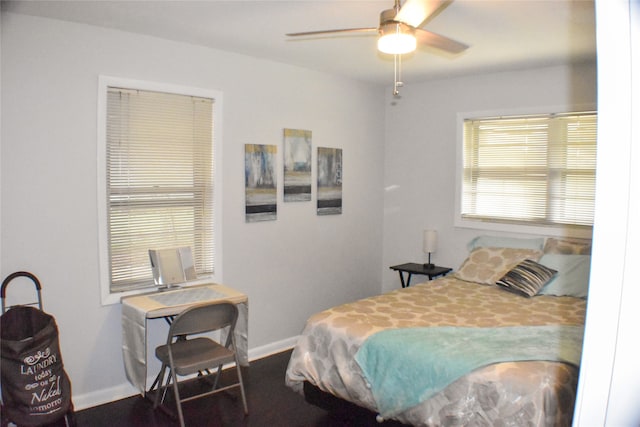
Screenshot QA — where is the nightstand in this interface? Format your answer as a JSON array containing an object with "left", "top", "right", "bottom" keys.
[{"left": 389, "top": 263, "right": 452, "bottom": 288}]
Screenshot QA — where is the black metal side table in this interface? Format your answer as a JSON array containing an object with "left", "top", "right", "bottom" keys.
[{"left": 389, "top": 263, "right": 452, "bottom": 288}]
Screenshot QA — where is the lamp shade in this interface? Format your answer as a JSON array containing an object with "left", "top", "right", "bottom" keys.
[
  {"left": 423, "top": 230, "right": 438, "bottom": 254},
  {"left": 377, "top": 22, "right": 417, "bottom": 55}
]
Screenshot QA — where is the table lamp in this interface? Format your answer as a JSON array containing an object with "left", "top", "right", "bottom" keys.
[{"left": 423, "top": 230, "right": 438, "bottom": 269}]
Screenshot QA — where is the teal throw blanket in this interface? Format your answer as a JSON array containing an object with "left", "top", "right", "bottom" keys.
[{"left": 354, "top": 325, "right": 584, "bottom": 418}]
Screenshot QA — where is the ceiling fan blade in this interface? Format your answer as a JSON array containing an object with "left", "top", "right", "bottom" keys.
[
  {"left": 415, "top": 28, "right": 468, "bottom": 54},
  {"left": 395, "top": 0, "right": 448, "bottom": 28},
  {"left": 286, "top": 28, "right": 377, "bottom": 37}
]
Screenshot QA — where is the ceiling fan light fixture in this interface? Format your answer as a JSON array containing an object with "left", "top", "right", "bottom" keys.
[{"left": 377, "top": 22, "right": 416, "bottom": 55}]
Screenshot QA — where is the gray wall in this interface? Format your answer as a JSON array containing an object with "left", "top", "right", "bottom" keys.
[
  {"left": 1, "top": 12, "right": 385, "bottom": 407},
  {"left": 381, "top": 63, "right": 597, "bottom": 293},
  {"left": 3, "top": 6, "right": 638, "bottom": 425}
]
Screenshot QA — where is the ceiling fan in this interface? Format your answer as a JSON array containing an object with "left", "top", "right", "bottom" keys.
[{"left": 286, "top": 0, "right": 468, "bottom": 95}]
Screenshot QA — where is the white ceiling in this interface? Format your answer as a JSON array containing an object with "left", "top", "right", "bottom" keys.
[{"left": 2, "top": 0, "right": 597, "bottom": 86}]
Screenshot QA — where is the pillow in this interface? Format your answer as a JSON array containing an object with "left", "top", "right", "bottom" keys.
[
  {"left": 543, "top": 237, "right": 592, "bottom": 255},
  {"left": 496, "top": 259, "right": 558, "bottom": 297},
  {"left": 467, "top": 235, "right": 545, "bottom": 252},
  {"left": 454, "top": 247, "right": 543, "bottom": 285},
  {"left": 538, "top": 254, "right": 591, "bottom": 298}
]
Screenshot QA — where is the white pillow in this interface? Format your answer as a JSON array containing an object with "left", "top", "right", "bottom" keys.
[{"left": 538, "top": 254, "right": 591, "bottom": 298}]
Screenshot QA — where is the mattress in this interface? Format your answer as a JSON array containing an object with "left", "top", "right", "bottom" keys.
[{"left": 285, "top": 275, "right": 586, "bottom": 426}]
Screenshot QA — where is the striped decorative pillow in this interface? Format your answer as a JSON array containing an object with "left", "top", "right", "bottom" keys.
[{"left": 496, "top": 259, "right": 558, "bottom": 297}]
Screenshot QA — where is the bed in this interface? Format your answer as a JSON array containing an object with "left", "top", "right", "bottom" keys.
[{"left": 285, "top": 236, "right": 591, "bottom": 426}]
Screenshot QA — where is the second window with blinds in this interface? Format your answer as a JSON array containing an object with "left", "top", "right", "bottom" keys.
[
  {"left": 457, "top": 111, "right": 597, "bottom": 234},
  {"left": 98, "top": 77, "right": 222, "bottom": 304}
]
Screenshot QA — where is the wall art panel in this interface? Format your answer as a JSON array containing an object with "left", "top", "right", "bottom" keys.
[
  {"left": 317, "top": 147, "right": 342, "bottom": 215},
  {"left": 245, "top": 144, "right": 277, "bottom": 222},
  {"left": 283, "top": 128, "right": 312, "bottom": 202}
]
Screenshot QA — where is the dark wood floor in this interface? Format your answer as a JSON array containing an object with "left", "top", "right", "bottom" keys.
[{"left": 72, "top": 350, "right": 408, "bottom": 427}]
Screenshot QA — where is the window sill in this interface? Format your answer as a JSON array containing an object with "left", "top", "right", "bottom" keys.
[{"left": 454, "top": 217, "right": 593, "bottom": 240}]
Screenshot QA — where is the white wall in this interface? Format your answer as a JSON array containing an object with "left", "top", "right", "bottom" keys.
[
  {"left": 574, "top": 1, "right": 640, "bottom": 425},
  {"left": 3, "top": 5, "right": 638, "bottom": 424},
  {"left": 0, "top": 13, "right": 385, "bottom": 407},
  {"left": 381, "top": 63, "right": 597, "bottom": 293}
]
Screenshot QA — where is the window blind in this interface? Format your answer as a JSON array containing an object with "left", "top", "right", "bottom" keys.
[
  {"left": 462, "top": 112, "right": 596, "bottom": 227},
  {"left": 106, "top": 87, "right": 214, "bottom": 292}
]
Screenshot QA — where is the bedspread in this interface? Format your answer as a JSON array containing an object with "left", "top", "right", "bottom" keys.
[
  {"left": 356, "top": 325, "right": 583, "bottom": 418},
  {"left": 285, "top": 276, "right": 586, "bottom": 426}
]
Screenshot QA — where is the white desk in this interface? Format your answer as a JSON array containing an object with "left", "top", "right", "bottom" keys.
[{"left": 121, "top": 283, "right": 248, "bottom": 396}]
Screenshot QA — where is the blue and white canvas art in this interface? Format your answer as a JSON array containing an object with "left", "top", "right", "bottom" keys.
[
  {"left": 317, "top": 147, "right": 342, "bottom": 215},
  {"left": 245, "top": 144, "right": 277, "bottom": 222},
  {"left": 283, "top": 129, "right": 312, "bottom": 202}
]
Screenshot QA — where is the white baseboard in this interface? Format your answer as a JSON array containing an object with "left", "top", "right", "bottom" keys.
[
  {"left": 71, "top": 335, "right": 300, "bottom": 411},
  {"left": 248, "top": 335, "right": 299, "bottom": 361}
]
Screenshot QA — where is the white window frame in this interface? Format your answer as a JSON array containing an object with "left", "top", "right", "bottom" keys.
[
  {"left": 454, "top": 105, "right": 596, "bottom": 239},
  {"left": 97, "top": 76, "right": 224, "bottom": 305}
]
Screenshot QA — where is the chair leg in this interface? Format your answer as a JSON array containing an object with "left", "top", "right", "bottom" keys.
[
  {"left": 170, "top": 370, "right": 186, "bottom": 427},
  {"left": 235, "top": 358, "right": 248, "bottom": 414},
  {"left": 211, "top": 364, "right": 223, "bottom": 390},
  {"left": 153, "top": 364, "right": 168, "bottom": 409}
]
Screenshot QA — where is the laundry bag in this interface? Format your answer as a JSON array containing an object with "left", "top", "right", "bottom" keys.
[{"left": 1, "top": 305, "right": 72, "bottom": 426}]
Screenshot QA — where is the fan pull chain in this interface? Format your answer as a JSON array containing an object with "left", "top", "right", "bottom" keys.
[{"left": 393, "top": 54, "right": 404, "bottom": 96}]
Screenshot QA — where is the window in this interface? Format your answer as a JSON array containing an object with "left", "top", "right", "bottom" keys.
[
  {"left": 98, "top": 77, "right": 222, "bottom": 305},
  {"left": 459, "top": 111, "right": 597, "bottom": 232}
]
